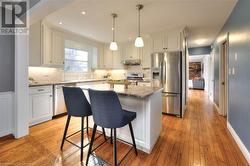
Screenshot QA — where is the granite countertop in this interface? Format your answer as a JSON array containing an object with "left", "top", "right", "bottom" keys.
[
  {"left": 79, "top": 83, "right": 163, "bottom": 98},
  {"left": 29, "top": 79, "right": 107, "bottom": 87}
]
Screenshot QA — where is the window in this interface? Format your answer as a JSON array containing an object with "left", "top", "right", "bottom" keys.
[{"left": 64, "top": 48, "right": 88, "bottom": 72}]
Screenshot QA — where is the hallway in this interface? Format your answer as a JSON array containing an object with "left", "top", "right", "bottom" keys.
[{"left": 0, "top": 90, "right": 248, "bottom": 165}]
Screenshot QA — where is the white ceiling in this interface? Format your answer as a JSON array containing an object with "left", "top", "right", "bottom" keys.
[
  {"left": 189, "top": 55, "right": 208, "bottom": 62},
  {"left": 44, "top": 0, "right": 237, "bottom": 47}
]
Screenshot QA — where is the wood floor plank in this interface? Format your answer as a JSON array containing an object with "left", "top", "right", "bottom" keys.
[{"left": 0, "top": 90, "right": 248, "bottom": 166}]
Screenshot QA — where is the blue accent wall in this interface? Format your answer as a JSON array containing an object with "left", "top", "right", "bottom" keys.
[
  {"left": 188, "top": 46, "right": 211, "bottom": 56},
  {"left": 214, "top": 0, "right": 250, "bottom": 152}
]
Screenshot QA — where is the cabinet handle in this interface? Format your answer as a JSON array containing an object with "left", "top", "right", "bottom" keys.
[
  {"left": 38, "top": 89, "right": 44, "bottom": 92},
  {"left": 50, "top": 95, "right": 53, "bottom": 97}
]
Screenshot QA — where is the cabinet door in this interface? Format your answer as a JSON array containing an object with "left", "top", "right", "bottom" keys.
[
  {"left": 167, "top": 32, "right": 180, "bottom": 51},
  {"left": 142, "top": 38, "right": 153, "bottom": 68},
  {"left": 112, "top": 49, "right": 123, "bottom": 69},
  {"left": 121, "top": 42, "right": 130, "bottom": 60},
  {"left": 29, "top": 93, "right": 53, "bottom": 126},
  {"left": 52, "top": 30, "right": 65, "bottom": 66},
  {"left": 103, "top": 45, "right": 113, "bottom": 68},
  {"left": 152, "top": 34, "right": 164, "bottom": 52},
  {"left": 29, "top": 21, "right": 41, "bottom": 66},
  {"left": 121, "top": 41, "right": 140, "bottom": 60},
  {"left": 41, "top": 24, "right": 52, "bottom": 65}
]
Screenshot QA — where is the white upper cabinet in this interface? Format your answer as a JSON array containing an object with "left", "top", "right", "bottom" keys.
[
  {"left": 152, "top": 33, "right": 164, "bottom": 52},
  {"left": 112, "top": 48, "right": 123, "bottom": 69},
  {"left": 29, "top": 21, "right": 42, "bottom": 66},
  {"left": 51, "top": 29, "right": 65, "bottom": 66},
  {"left": 142, "top": 37, "right": 153, "bottom": 68},
  {"left": 103, "top": 44, "right": 113, "bottom": 69},
  {"left": 152, "top": 29, "right": 184, "bottom": 53},
  {"left": 41, "top": 23, "right": 53, "bottom": 65},
  {"left": 30, "top": 22, "right": 63, "bottom": 67},
  {"left": 167, "top": 31, "right": 180, "bottom": 51}
]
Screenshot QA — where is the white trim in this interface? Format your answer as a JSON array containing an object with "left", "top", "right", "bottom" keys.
[
  {"left": 0, "top": 92, "right": 14, "bottom": 137},
  {"left": 213, "top": 102, "right": 220, "bottom": 114},
  {"left": 219, "top": 34, "right": 229, "bottom": 116},
  {"left": 227, "top": 122, "right": 250, "bottom": 164},
  {"left": 14, "top": 34, "right": 29, "bottom": 138}
]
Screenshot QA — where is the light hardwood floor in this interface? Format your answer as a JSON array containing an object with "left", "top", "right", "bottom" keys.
[{"left": 0, "top": 90, "right": 248, "bottom": 166}]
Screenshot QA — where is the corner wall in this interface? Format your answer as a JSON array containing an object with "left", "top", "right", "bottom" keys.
[{"left": 213, "top": 0, "right": 250, "bottom": 160}]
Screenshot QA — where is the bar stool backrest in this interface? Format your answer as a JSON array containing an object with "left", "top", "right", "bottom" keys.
[
  {"left": 63, "top": 87, "right": 92, "bottom": 117},
  {"left": 88, "top": 89, "right": 123, "bottom": 128}
]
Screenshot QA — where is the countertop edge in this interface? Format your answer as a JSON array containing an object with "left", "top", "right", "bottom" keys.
[{"left": 29, "top": 79, "right": 107, "bottom": 87}]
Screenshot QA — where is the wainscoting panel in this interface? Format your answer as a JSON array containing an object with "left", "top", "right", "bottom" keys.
[{"left": 0, "top": 92, "right": 13, "bottom": 137}]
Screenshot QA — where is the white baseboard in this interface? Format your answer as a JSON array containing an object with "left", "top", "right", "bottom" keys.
[
  {"left": 0, "top": 92, "right": 14, "bottom": 137},
  {"left": 227, "top": 122, "right": 250, "bottom": 164},
  {"left": 213, "top": 102, "right": 220, "bottom": 114}
]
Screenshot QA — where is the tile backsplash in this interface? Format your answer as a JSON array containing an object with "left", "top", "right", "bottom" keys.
[
  {"left": 29, "top": 67, "right": 127, "bottom": 83},
  {"left": 29, "top": 66, "right": 151, "bottom": 83}
]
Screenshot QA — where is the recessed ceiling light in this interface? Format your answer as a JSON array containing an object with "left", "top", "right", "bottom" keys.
[
  {"left": 195, "top": 39, "right": 206, "bottom": 45},
  {"left": 81, "top": 11, "right": 86, "bottom": 15},
  {"left": 59, "top": 21, "right": 63, "bottom": 25}
]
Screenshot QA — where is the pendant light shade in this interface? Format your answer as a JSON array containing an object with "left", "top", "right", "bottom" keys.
[
  {"left": 135, "top": 4, "right": 144, "bottom": 47},
  {"left": 135, "top": 36, "right": 144, "bottom": 47},
  {"left": 110, "top": 13, "right": 118, "bottom": 51},
  {"left": 110, "top": 41, "right": 118, "bottom": 50}
]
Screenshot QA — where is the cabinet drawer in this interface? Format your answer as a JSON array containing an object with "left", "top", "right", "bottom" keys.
[{"left": 29, "top": 86, "right": 52, "bottom": 95}]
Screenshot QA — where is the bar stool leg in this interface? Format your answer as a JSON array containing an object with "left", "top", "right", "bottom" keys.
[
  {"left": 81, "top": 117, "right": 84, "bottom": 162},
  {"left": 129, "top": 122, "right": 138, "bottom": 156},
  {"left": 86, "top": 124, "right": 97, "bottom": 166},
  {"left": 86, "top": 116, "right": 89, "bottom": 135},
  {"left": 110, "top": 128, "right": 113, "bottom": 144},
  {"left": 61, "top": 115, "right": 71, "bottom": 150},
  {"left": 102, "top": 128, "right": 107, "bottom": 141},
  {"left": 114, "top": 128, "right": 117, "bottom": 166}
]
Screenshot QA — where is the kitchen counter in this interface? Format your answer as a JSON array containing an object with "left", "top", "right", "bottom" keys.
[
  {"left": 29, "top": 79, "right": 106, "bottom": 87},
  {"left": 80, "top": 83, "right": 163, "bottom": 154},
  {"left": 80, "top": 83, "right": 163, "bottom": 98}
]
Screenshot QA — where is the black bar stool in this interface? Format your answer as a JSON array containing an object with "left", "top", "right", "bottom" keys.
[
  {"left": 86, "top": 89, "right": 138, "bottom": 166},
  {"left": 61, "top": 87, "right": 107, "bottom": 162}
]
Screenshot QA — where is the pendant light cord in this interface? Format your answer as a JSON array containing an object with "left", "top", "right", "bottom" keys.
[
  {"left": 138, "top": 7, "right": 140, "bottom": 36},
  {"left": 111, "top": 13, "right": 117, "bottom": 42},
  {"left": 113, "top": 15, "right": 115, "bottom": 41},
  {"left": 137, "top": 4, "right": 143, "bottom": 37}
]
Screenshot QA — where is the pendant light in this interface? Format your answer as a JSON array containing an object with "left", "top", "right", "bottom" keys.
[
  {"left": 110, "top": 13, "right": 118, "bottom": 51},
  {"left": 135, "top": 4, "right": 144, "bottom": 47}
]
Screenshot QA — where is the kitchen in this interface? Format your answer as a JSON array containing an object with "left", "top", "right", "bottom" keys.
[
  {"left": 27, "top": 1, "right": 187, "bottom": 164},
  {"left": 2, "top": 0, "right": 249, "bottom": 165}
]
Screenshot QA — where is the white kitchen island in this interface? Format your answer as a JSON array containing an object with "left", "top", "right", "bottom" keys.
[{"left": 80, "top": 83, "right": 163, "bottom": 154}]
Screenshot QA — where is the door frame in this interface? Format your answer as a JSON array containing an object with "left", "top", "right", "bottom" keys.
[{"left": 219, "top": 33, "right": 229, "bottom": 116}]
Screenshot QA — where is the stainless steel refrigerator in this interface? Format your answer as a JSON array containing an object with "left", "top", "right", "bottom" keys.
[{"left": 152, "top": 51, "right": 186, "bottom": 117}]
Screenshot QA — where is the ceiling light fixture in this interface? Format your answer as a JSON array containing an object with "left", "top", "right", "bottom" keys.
[
  {"left": 81, "top": 11, "right": 86, "bottom": 15},
  {"left": 195, "top": 39, "right": 206, "bottom": 45},
  {"left": 59, "top": 21, "right": 63, "bottom": 25},
  {"left": 135, "top": 4, "right": 144, "bottom": 48},
  {"left": 110, "top": 13, "right": 118, "bottom": 51}
]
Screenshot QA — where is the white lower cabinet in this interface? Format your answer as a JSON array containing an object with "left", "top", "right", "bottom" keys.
[{"left": 29, "top": 86, "right": 53, "bottom": 126}]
